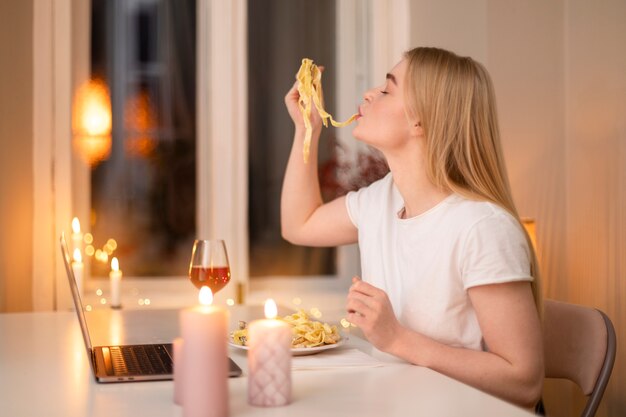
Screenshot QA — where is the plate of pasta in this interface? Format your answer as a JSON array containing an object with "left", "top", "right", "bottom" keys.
[{"left": 229, "top": 309, "right": 345, "bottom": 356}]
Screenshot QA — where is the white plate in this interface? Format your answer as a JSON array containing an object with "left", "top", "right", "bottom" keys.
[{"left": 228, "top": 338, "right": 345, "bottom": 356}]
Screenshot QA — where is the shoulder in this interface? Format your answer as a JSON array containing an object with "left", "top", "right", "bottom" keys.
[
  {"left": 345, "top": 173, "right": 397, "bottom": 226},
  {"left": 447, "top": 197, "right": 528, "bottom": 255},
  {"left": 445, "top": 197, "right": 522, "bottom": 235},
  {"left": 451, "top": 198, "right": 532, "bottom": 288},
  {"left": 355, "top": 171, "right": 394, "bottom": 195}
]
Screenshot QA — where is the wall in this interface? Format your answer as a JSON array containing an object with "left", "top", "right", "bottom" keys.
[
  {"left": 0, "top": 0, "right": 34, "bottom": 312},
  {"left": 410, "top": 1, "right": 624, "bottom": 416},
  {"left": 486, "top": 1, "right": 567, "bottom": 303},
  {"left": 410, "top": 0, "right": 489, "bottom": 63},
  {"left": 564, "top": 2, "right": 626, "bottom": 416},
  {"left": 409, "top": 1, "right": 567, "bottom": 293}
]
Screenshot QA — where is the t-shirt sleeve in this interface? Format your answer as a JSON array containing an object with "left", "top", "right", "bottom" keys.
[
  {"left": 345, "top": 189, "right": 360, "bottom": 228},
  {"left": 345, "top": 173, "right": 392, "bottom": 229},
  {"left": 460, "top": 212, "right": 533, "bottom": 289}
]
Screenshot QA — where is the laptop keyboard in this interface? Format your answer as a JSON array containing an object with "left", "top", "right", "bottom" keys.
[{"left": 109, "top": 344, "right": 173, "bottom": 376}]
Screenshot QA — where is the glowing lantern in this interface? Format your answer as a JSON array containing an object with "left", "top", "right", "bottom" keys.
[
  {"left": 521, "top": 218, "right": 537, "bottom": 251},
  {"left": 124, "top": 88, "right": 157, "bottom": 158},
  {"left": 72, "top": 79, "right": 112, "bottom": 166}
]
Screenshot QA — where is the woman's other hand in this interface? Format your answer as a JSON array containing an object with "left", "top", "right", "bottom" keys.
[{"left": 346, "top": 277, "right": 402, "bottom": 352}]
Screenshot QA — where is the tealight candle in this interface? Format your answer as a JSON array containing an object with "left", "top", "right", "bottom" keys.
[
  {"left": 180, "top": 287, "right": 229, "bottom": 417},
  {"left": 109, "top": 257, "right": 122, "bottom": 309},
  {"left": 71, "top": 217, "right": 83, "bottom": 253},
  {"left": 72, "top": 248, "right": 84, "bottom": 296},
  {"left": 247, "top": 299, "right": 292, "bottom": 407}
]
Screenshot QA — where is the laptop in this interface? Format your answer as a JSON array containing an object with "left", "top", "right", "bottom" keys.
[{"left": 60, "top": 233, "right": 242, "bottom": 382}]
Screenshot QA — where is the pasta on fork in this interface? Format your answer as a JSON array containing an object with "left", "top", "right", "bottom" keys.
[{"left": 296, "top": 58, "right": 358, "bottom": 163}]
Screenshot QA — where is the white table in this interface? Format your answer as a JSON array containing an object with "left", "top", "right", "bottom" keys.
[{"left": 0, "top": 307, "right": 533, "bottom": 417}]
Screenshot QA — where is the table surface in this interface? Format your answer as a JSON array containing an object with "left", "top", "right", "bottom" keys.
[{"left": 0, "top": 306, "right": 533, "bottom": 417}]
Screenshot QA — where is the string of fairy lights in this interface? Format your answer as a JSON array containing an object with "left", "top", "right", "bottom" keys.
[{"left": 72, "top": 217, "right": 355, "bottom": 328}]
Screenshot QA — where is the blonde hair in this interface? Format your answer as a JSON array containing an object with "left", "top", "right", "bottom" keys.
[{"left": 403, "top": 47, "right": 542, "bottom": 314}]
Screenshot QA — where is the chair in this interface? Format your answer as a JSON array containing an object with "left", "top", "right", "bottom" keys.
[{"left": 542, "top": 300, "right": 617, "bottom": 417}]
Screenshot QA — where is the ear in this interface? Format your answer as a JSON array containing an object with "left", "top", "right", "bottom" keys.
[{"left": 410, "top": 120, "right": 424, "bottom": 138}]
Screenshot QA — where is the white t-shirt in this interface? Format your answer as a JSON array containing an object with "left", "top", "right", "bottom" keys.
[{"left": 345, "top": 173, "right": 532, "bottom": 351}]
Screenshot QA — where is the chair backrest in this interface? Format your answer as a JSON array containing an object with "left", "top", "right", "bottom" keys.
[{"left": 543, "top": 299, "right": 617, "bottom": 417}]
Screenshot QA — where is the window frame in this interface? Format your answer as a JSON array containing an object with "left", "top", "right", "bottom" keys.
[{"left": 32, "top": 0, "right": 409, "bottom": 311}]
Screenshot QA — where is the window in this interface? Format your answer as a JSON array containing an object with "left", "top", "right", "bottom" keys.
[
  {"left": 33, "top": 0, "right": 408, "bottom": 310},
  {"left": 87, "top": 0, "right": 196, "bottom": 277}
]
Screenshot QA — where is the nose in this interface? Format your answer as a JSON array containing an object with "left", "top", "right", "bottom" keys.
[{"left": 363, "top": 87, "right": 376, "bottom": 102}]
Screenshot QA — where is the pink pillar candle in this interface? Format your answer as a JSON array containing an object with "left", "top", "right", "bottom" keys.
[
  {"left": 247, "top": 299, "right": 292, "bottom": 407},
  {"left": 180, "top": 287, "right": 229, "bottom": 417},
  {"left": 173, "top": 337, "right": 183, "bottom": 405}
]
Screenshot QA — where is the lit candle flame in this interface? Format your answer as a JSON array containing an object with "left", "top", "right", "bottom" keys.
[
  {"left": 264, "top": 299, "right": 278, "bottom": 319},
  {"left": 73, "top": 248, "right": 82, "bottom": 263},
  {"left": 199, "top": 286, "right": 213, "bottom": 306},
  {"left": 111, "top": 257, "right": 120, "bottom": 272},
  {"left": 71, "top": 217, "right": 81, "bottom": 234}
]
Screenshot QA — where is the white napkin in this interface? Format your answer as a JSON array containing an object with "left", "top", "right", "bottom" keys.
[{"left": 291, "top": 348, "right": 385, "bottom": 370}]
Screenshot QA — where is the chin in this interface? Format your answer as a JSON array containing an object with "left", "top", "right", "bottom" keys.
[
  {"left": 351, "top": 125, "right": 365, "bottom": 142},
  {"left": 352, "top": 131, "right": 376, "bottom": 148}
]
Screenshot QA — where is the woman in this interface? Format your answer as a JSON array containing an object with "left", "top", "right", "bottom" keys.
[{"left": 281, "top": 47, "right": 543, "bottom": 409}]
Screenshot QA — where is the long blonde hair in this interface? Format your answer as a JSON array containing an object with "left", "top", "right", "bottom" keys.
[{"left": 403, "top": 47, "right": 542, "bottom": 313}]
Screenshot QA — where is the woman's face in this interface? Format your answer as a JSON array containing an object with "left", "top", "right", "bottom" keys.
[{"left": 352, "top": 58, "right": 416, "bottom": 151}]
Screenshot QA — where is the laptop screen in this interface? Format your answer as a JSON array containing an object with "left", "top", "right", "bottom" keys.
[{"left": 60, "top": 233, "right": 94, "bottom": 357}]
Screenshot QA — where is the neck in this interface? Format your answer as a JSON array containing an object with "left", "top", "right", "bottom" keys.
[{"left": 385, "top": 148, "right": 451, "bottom": 219}]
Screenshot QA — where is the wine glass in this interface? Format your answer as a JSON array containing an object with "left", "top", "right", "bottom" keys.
[{"left": 189, "top": 239, "right": 231, "bottom": 293}]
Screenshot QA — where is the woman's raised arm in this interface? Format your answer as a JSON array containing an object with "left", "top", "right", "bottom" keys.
[{"left": 280, "top": 81, "right": 357, "bottom": 247}]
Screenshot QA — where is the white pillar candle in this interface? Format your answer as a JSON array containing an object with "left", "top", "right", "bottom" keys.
[
  {"left": 173, "top": 337, "right": 184, "bottom": 405},
  {"left": 247, "top": 299, "right": 292, "bottom": 407},
  {"left": 109, "top": 257, "right": 122, "bottom": 309},
  {"left": 71, "top": 217, "right": 83, "bottom": 253},
  {"left": 72, "top": 248, "right": 84, "bottom": 296},
  {"left": 180, "top": 287, "right": 229, "bottom": 417}
]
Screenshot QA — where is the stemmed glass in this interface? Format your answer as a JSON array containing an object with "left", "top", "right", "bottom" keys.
[{"left": 188, "top": 239, "right": 231, "bottom": 294}]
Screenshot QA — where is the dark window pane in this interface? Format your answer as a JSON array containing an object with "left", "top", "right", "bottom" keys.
[
  {"left": 89, "top": 0, "right": 196, "bottom": 277},
  {"left": 247, "top": 0, "right": 337, "bottom": 277}
]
